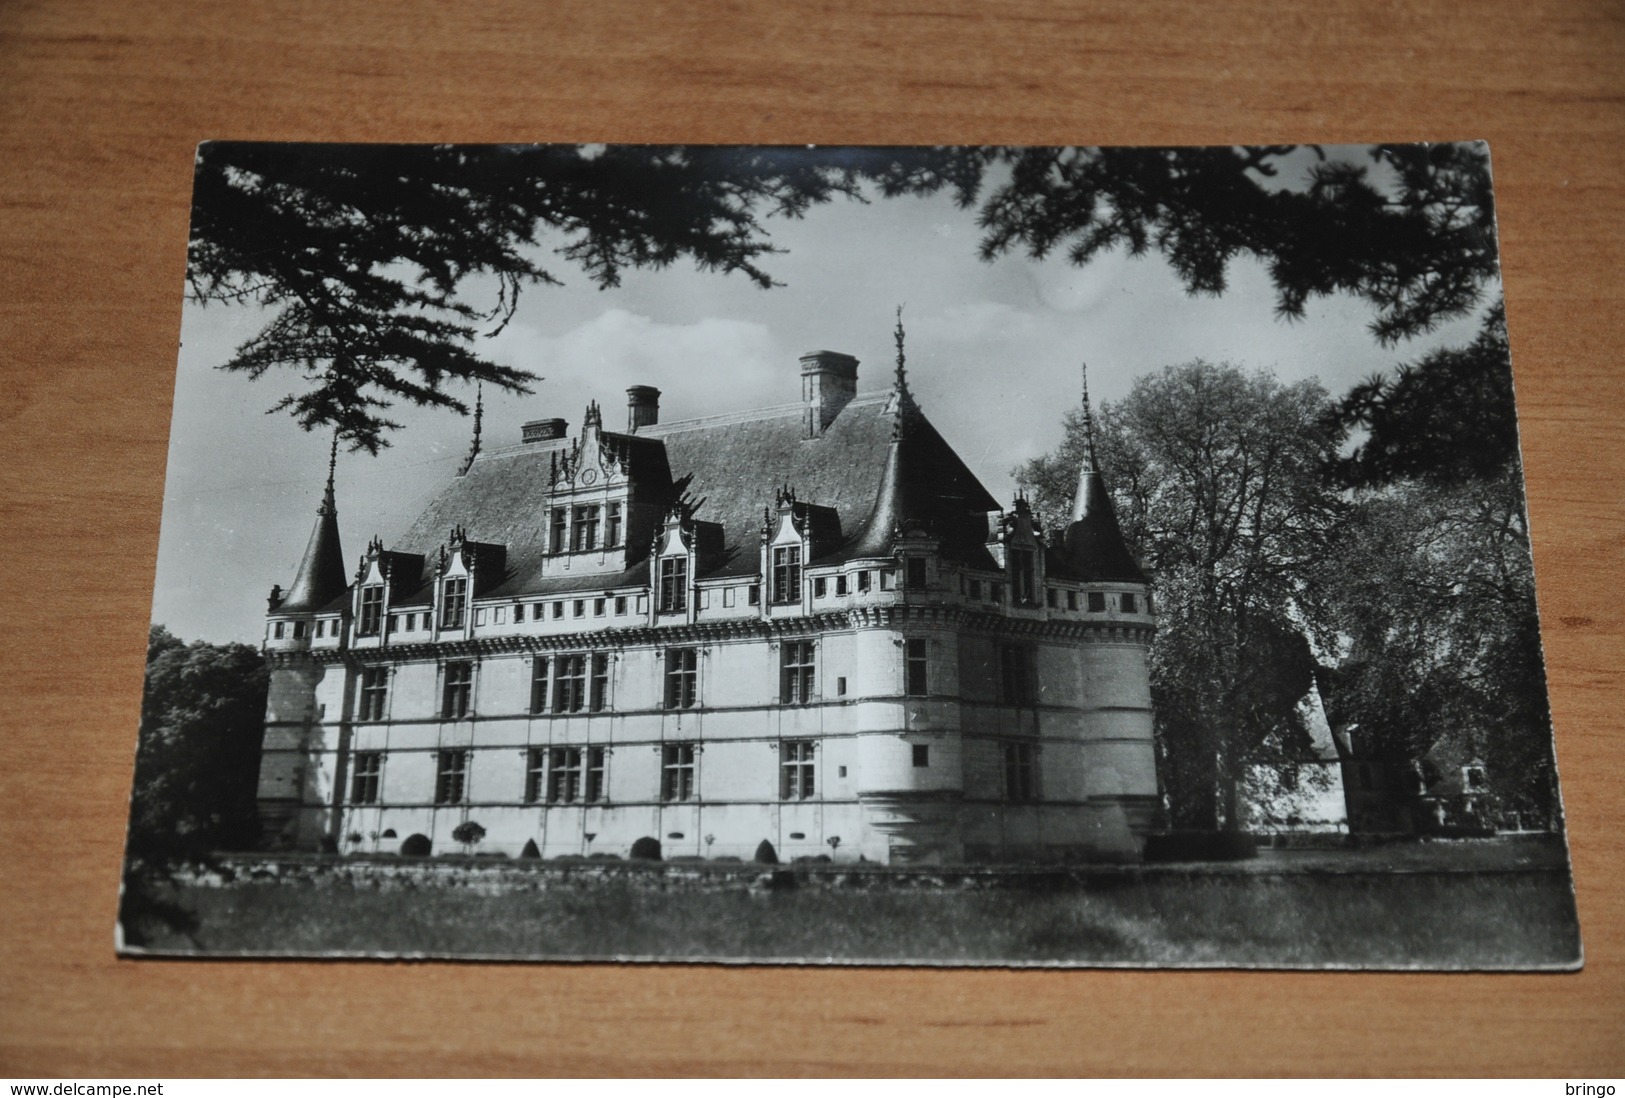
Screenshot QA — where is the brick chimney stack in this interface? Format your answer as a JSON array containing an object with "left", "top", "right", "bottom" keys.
[
  {"left": 800, "top": 351, "right": 859, "bottom": 438},
  {"left": 521, "top": 418, "right": 568, "bottom": 443},
  {"left": 626, "top": 386, "right": 661, "bottom": 432}
]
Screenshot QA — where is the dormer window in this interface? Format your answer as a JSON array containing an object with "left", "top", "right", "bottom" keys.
[
  {"left": 357, "top": 585, "right": 384, "bottom": 636},
  {"left": 550, "top": 508, "right": 567, "bottom": 554},
  {"left": 573, "top": 505, "right": 600, "bottom": 551},
  {"left": 905, "top": 557, "right": 927, "bottom": 591},
  {"left": 1011, "top": 548, "right": 1036, "bottom": 605},
  {"left": 772, "top": 545, "right": 802, "bottom": 604},
  {"left": 441, "top": 576, "right": 468, "bottom": 629},
  {"left": 659, "top": 555, "right": 688, "bottom": 612}
]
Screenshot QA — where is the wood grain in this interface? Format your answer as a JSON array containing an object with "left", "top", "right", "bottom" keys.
[{"left": 1, "top": 0, "right": 1621, "bottom": 1077}]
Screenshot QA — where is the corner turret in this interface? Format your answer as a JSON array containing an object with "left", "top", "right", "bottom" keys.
[
  {"left": 276, "top": 438, "right": 349, "bottom": 613},
  {"left": 1062, "top": 365, "right": 1147, "bottom": 583}
]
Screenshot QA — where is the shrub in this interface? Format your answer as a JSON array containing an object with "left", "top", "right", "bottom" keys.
[
  {"left": 1142, "top": 831, "right": 1258, "bottom": 863},
  {"left": 754, "top": 840, "right": 779, "bottom": 865},
  {"left": 519, "top": 839, "right": 541, "bottom": 859},
  {"left": 629, "top": 837, "right": 662, "bottom": 861},
  {"left": 451, "top": 821, "right": 487, "bottom": 851},
  {"left": 400, "top": 833, "right": 432, "bottom": 857}
]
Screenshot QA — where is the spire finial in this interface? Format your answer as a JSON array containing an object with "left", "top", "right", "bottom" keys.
[
  {"left": 890, "top": 305, "right": 918, "bottom": 433},
  {"left": 458, "top": 383, "right": 484, "bottom": 477},
  {"left": 1080, "top": 362, "right": 1097, "bottom": 472},
  {"left": 319, "top": 431, "right": 339, "bottom": 516}
]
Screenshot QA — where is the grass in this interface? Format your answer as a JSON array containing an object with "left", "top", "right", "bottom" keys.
[{"left": 120, "top": 843, "right": 1582, "bottom": 969}]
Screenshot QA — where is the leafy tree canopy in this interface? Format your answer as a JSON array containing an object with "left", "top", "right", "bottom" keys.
[
  {"left": 127, "top": 625, "right": 270, "bottom": 862},
  {"left": 188, "top": 143, "right": 978, "bottom": 453}
]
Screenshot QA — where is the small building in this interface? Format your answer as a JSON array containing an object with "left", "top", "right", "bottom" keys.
[{"left": 256, "top": 332, "right": 1161, "bottom": 864}]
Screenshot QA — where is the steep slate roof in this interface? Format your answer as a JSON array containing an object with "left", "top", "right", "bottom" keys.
[
  {"left": 1060, "top": 465, "right": 1148, "bottom": 583},
  {"left": 277, "top": 476, "right": 349, "bottom": 613},
  {"left": 379, "top": 390, "right": 1002, "bottom": 603}
]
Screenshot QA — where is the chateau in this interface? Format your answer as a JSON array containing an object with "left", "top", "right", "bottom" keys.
[{"left": 257, "top": 330, "right": 1160, "bottom": 864}]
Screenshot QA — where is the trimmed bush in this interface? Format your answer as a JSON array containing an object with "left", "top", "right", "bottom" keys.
[
  {"left": 1142, "top": 830, "right": 1258, "bottom": 863},
  {"left": 629, "top": 836, "right": 662, "bottom": 861},
  {"left": 519, "top": 839, "right": 541, "bottom": 859},
  {"left": 400, "top": 833, "right": 432, "bottom": 857},
  {"left": 754, "top": 840, "right": 779, "bottom": 865}
]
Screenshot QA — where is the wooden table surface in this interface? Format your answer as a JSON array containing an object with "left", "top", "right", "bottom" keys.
[{"left": 2, "top": 0, "right": 1621, "bottom": 1078}]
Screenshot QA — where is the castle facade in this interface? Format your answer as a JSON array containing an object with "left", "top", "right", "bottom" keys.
[{"left": 257, "top": 334, "right": 1159, "bottom": 864}]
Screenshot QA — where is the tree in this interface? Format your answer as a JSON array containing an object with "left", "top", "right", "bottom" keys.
[
  {"left": 451, "top": 820, "right": 487, "bottom": 854},
  {"left": 189, "top": 143, "right": 978, "bottom": 454},
  {"left": 1321, "top": 473, "right": 1556, "bottom": 827},
  {"left": 126, "top": 626, "right": 270, "bottom": 862},
  {"left": 1018, "top": 361, "right": 1347, "bottom": 829}
]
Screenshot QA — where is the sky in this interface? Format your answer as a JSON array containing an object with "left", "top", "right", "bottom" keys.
[{"left": 152, "top": 146, "right": 1498, "bottom": 644}]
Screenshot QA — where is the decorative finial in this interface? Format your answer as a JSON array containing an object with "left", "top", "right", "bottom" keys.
[
  {"left": 1080, "top": 362, "right": 1097, "bottom": 472},
  {"left": 319, "top": 432, "right": 339, "bottom": 516},
  {"left": 458, "top": 383, "right": 484, "bottom": 477},
  {"left": 891, "top": 305, "right": 918, "bottom": 436}
]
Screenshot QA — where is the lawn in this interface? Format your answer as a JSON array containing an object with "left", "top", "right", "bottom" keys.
[{"left": 119, "top": 838, "right": 1581, "bottom": 969}]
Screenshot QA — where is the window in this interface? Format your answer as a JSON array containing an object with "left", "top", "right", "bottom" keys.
[
  {"left": 593, "top": 597, "right": 606, "bottom": 617},
  {"left": 513, "top": 603, "right": 525, "bottom": 623},
  {"left": 590, "top": 653, "right": 609, "bottom": 712},
  {"left": 292, "top": 620, "right": 307, "bottom": 639},
  {"left": 474, "top": 607, "right": 487, "bottom": 627},
  {"left": 1087, "top": 591, "right": 1106, "bottom": 612},
  {"left": 494, "top": 606, "right": 506, "bottom": 625},
  {"left": 442, "top": 660, "right": 473, "bottom": 718},
  {"left": 1046, "top": 588, "right": 1058, "bottom": 609},
  {"left": 524, "top": 748, "right": 546, "bottom": 803},
  {"left": 660, "top": 555, "right": 688, "bottom": 612},
  {"left": 441, "top": 576, "right": 468, "bottom": 629},
  {"left": 856, "top": 571, "right": 870, "bottom": 593},
  {"left": 879, "top": 569, "right": 893, "bottom": 591},
  {"left": 586, "top": 746, "right": 606, "bottom": 802},
  {"left": 990, "top": 581, "right": 1004, "bottom": 603},
  {"left": 350, "top": 751, "right": 382, "bottom": 804},
  {"left": 573, "top": 505, "right": 599, "bottom": 551},
  {"left": 614, "top": 596, "right": 627, "bottom": 615},
  {"left": 772, "top": 545, "right": 802, "bottom": 604},
  {"left": 552, "top": 601, "right": 564, "bottom": 619},
  {"left": 723, "top": 586, "right": 736, "bottom": 608},
  {"left": 1066, "top": 590, "right": 1078, "bottom": 611},
  {"left": 573, "top": 599, "right": 585, "bottom": 618},
  {"left": 548, "top": 747, "right": 583, "bottom": 803},
  {"left": 554, "top": 654, "right": 587, "bottom": 713},
  {"left": 912, "top": 744, "right": 930, "bottom": 768},
  {"left": 605, "top": 503, "right": 622, "bottom": 547},
  {"left": 1004, "top": 742, "right": 1038, "bottom": 801},
  {"left": 1011, "top": 548, "right": 1036, "bottom": 605},
  {"left": 748, "top": 584, "right": 760, "bottom": 605},
  {"left": 1120, "top": 592, "right": 1137, "bottom": 613},
  {"left": 781, "top": 740, "right": 815, "bottom": 800},
  {"left": 435, "top": 749, "right": 469, "bottom": 804},
  {"left": 998, "top": 644, "right": 1037, "bottom": 706},
  {"left": 781, "top": 641, "right": 816, "bottom": 704},
  {"left": 665, "top": 648, "right": 698, "bottom": 708},
  {"left": 813, "top": 577, "right": 827, "bottom": 598},
  {"left": 358, "top": 666, "right": 389, "bottom": 720},
  {"left": 662, "top": 743, "right": 696, "bottom": 801},
  {"left": 358, "top": 585, "right": 384, "bottom": 636},
  {"left": 835, "top": 575, "right": 848, "bottom": 596},
  {"left": 836, "top": 676, "right": 847, "bottom": 696},
  {"left": 550, "top": 508, "right": 567, "bottom": 553},
  {"left": 529, "top": 657, "right": 549, "bottom": 714},
  {"left": 272, "top": 621, "right": 285, "bottom": 639},
  {"left": 905, "top": 557, "right": 927, "bottom": 590},
  {"left": 967, "top": 578, "right": 982, "bottom": 600},
  {"left": 905, "top": 638, "right": 928, "bottom": 697}
]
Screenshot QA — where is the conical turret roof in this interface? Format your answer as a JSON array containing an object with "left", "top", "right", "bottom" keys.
[
  {"left": 1062, "top": 366, "right": 1147, "bottom": 583},
  {"left": 277, "top": 441, "right": 348, "bottom": 613}
]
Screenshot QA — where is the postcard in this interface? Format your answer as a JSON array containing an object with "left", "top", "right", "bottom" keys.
[{"left": 121, "top": 142, "right": 1579, "bottom": 967}]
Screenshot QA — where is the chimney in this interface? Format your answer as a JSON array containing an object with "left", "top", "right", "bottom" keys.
[
  {"left": 800, "top": 351, "right": 858, "bottom": 438},
  {"left": 626, "top": 386, "right": 661, "bottom": 431},
  {"left": 521, "top": 418, "right": 568, "bottom": 443}
]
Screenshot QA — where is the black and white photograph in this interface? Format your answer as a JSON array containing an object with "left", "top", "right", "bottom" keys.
[{"left": 119, "top": 142, "right": 1580, "bottom": 968}]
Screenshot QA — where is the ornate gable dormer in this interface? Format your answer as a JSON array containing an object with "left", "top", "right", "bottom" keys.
[
  {"left": 759, "top": 483, "right": 842, "bottom": 612},
  {"left": 431, "top": 525, "right": 506, "bottom": 639},
  {"left": 997, "top": 495, "right": 1045, "bottom": 609}
]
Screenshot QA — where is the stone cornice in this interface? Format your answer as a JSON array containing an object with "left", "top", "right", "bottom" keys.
[{"left": 269, "top": 605, "right": 1154, "bottom": 668}]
